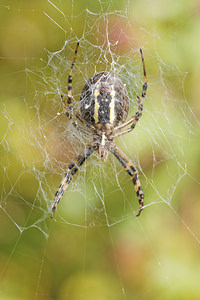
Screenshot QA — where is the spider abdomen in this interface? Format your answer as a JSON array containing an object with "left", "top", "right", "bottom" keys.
[{"left": 80, "top": 72, "right": 129, "bottom": 126}]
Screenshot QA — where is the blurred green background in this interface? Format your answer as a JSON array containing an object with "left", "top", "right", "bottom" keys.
[{"left": 1, "top": 0, "right": 200, "bottom": 299}]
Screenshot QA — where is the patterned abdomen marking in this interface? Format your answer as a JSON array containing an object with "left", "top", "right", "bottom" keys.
[{"left": 80, "top": 72, "right": 129, "bottom": 126}]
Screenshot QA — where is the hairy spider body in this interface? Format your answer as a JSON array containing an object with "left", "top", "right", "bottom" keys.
[
  {"left": 80, "top": 71, "right": 129, "bottom": 126},
  {"left": 51, "top": 42, "right": 147, "bottom": 218}
]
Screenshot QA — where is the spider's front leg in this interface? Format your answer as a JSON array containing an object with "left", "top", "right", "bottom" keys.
[
  {"left": 108, "top": 143, "right": 144, "bottom": 216},
  {"left": 51, "top": 143, "right": 97, "bottom": 218}
]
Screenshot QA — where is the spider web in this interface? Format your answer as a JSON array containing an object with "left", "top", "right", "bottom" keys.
[{"left": 1, "top": 0, "right": 200, "bottom": 299}]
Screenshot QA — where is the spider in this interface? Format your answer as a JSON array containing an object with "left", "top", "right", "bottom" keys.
[{"left": 51, "top": 42, "right": 147, "bottom": 218}]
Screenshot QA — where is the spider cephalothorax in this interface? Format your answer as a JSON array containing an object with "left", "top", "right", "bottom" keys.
[{"left": 51, "top": 42, "right": 147, "bottom": 218}]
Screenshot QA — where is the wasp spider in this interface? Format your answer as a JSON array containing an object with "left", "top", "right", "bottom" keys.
[{"left": 51, "top": 42, "right": 147, "bottom": 218}]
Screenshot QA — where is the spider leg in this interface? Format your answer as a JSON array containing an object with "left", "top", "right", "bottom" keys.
[
  {"left": 51, "top": 143, "right": 97, "bottom": 218},
  {"left": 114, "top": 48, "right": 147, "bottom": 138},
  {"left": 71, "top": 120, "right": 92, "bottom": 136},
  {"left": 61, "top": 42, "right": 79, "bottom": 120},
  {"left": 61, "top": 95, "right": 95, "bottom": 134},
  {"left": 61, "top": 42, "right": 95, "bottom": 133},
  {"left": 108, "top": 143, "right": 144, "bottom": 216}
]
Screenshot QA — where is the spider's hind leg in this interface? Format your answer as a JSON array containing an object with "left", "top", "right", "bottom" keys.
[
  {"left": 114, "top": 48, "right": 147, "bottom": 138},
  {"left": 61, "top": 42, "right": 79, "bottom": 120}
]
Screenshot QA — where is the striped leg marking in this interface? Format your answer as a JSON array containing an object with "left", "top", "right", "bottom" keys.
[
  {"left": 130, "top": 48, "right": 147, "bottom": 132},
  {"left": 109, "top": 144, "right": 144, "bottom": 216},
  {"left": 61, "top": 42, "right": 79, "bottom": 119},
  {"left": 51, "top": 144, "right": 96, "bottom": 218},
  {"left": 114, "top": 48, "right": 147, "bottom": 138}
]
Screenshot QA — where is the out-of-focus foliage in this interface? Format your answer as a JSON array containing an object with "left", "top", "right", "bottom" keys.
[{"left": 0, "top": 0, "right": 200, "bottom": 299}]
